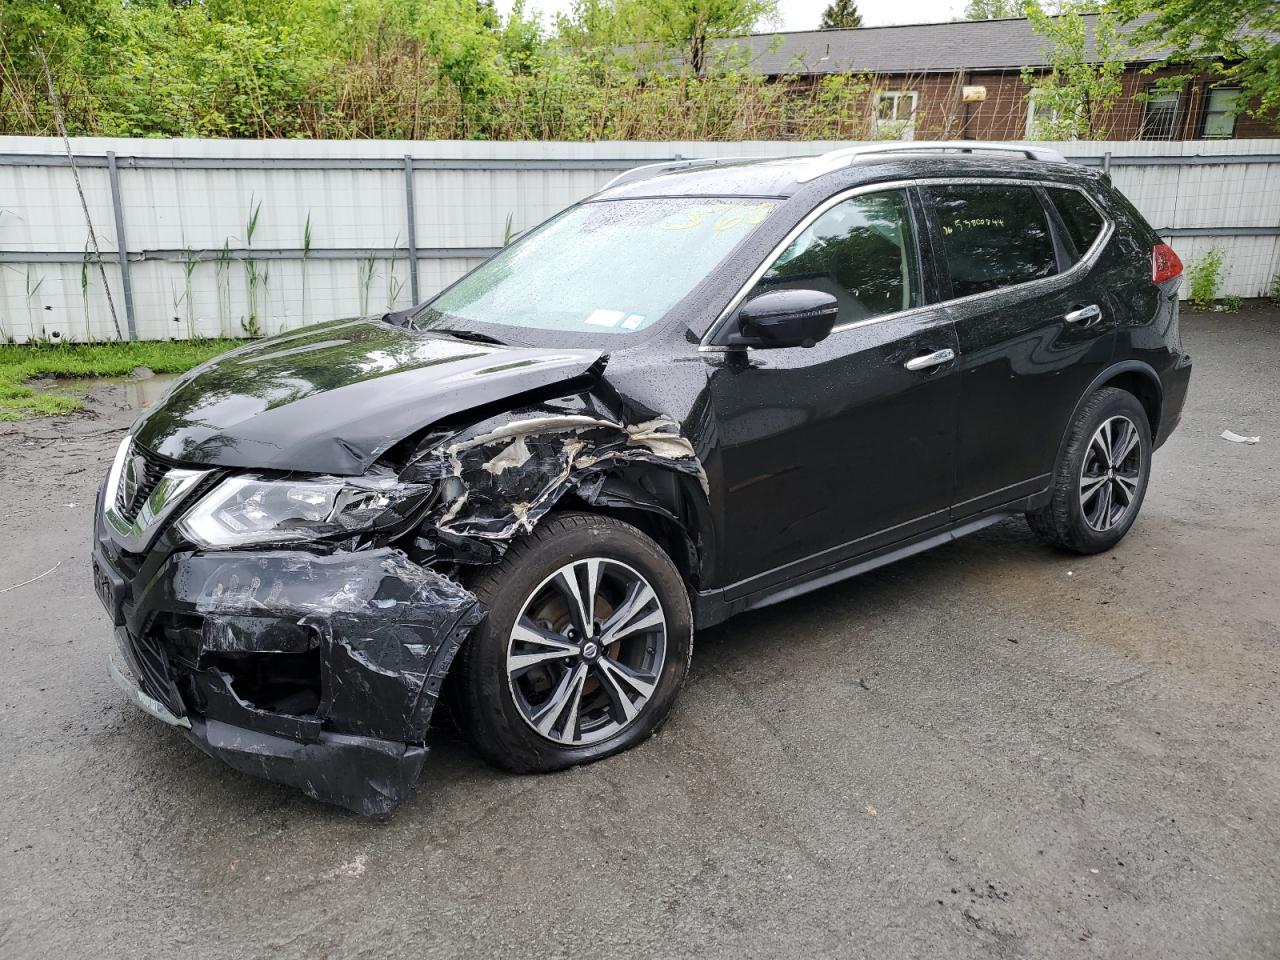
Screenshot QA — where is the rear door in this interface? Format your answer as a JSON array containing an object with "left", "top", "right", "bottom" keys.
[
  {"left": 921, "top": 181, "right": 1115, "bottom": 518},
  {"left": 705, "top": 187, "right": 961, "bottom": 594}
]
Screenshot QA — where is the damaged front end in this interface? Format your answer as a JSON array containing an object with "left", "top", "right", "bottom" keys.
[
  {"left": 96, "top": 378, "right": 708, "bottom": 816},
  {"left": 102, "top": 542, "right": 483, "bottom": 815}
]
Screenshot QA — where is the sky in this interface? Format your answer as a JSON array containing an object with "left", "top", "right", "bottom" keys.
[{"left": 495, "top": 0, "right": 970, "bottom": 32}]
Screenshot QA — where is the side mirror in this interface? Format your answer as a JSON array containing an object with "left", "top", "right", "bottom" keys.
[{"left": 733, "top": 289, "right": 838, "bottom": 349}]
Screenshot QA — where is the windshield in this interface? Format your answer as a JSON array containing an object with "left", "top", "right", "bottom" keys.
[{"left": 414, "top": 197, "right": 778, "bottom": 338}]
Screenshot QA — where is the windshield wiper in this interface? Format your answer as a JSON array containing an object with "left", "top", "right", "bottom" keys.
[
  {"left": 435, "top": 328, "right": 506, "bottom": 346},
  {"left": 379, "top": 306, "right": 420, "bottom": 327},
  {"left": 379, "top": 310, "right": 505, "bottom": 345}
]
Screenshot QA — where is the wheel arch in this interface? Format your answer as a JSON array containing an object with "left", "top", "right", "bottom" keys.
[
  {"left": 1056, "top": 361, "right": 1162, "bottom": 468},
  {"left": 557, "top": 466, "right": 711, "bottom": 592}
]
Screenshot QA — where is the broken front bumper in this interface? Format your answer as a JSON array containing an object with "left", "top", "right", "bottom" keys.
[
  {"left": 96, "top": 535, "right": 483, "bottom": 816},
  {"left": 110, "top": 641, "right": 428, "bottom": 814}
]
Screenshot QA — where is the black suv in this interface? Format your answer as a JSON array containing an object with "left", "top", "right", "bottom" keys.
[{"left": 94, "top": 143, "right": 1191, "bottom": 814}]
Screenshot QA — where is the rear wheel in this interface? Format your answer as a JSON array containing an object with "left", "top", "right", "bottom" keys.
[
  {"left": 1027, "top": 387, "right": 1152, "bottom": 554},
  {"left": 453, "top": 512, "right": 692, "bottom": 773}
]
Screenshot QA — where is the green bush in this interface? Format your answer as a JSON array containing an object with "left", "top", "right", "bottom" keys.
[
  {"left": 0, "top": 0, "right": 911, "bottom": 141},
  {"left": 1187, "top": 248, "right": 1225, "bottom": 310}
]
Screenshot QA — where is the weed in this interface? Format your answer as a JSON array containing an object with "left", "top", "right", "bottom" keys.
[
  {"left": 242, "top": 197, "right": 264, "bottom": 337},
  {"left": 24, "top": 266, "right": 45, "bottom": 337},
  {"left": 358, "top": 252, "right": 378, "bottom": 315},
  {"left": 215, "top": 241, "right": 233, "bottom": 337},
  {"left": 300, "top": 212, "right": 313, "bottom": 325},
  {"left": 1187, "top": 248, "right": 1225, "bottom": 310},
  {"left": 79, "top": 244, "right": 93, "bottom": 342}
]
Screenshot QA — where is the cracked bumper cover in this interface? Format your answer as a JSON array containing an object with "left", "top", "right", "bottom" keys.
[
  {"left": 100, "top": 542, "right": 483, "bottom": 816},
  {"left": 110, "top": 642, "right": 428, "bottom": 814}
]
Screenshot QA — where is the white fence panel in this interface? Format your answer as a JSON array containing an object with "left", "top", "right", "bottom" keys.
[{"left": 1, "top": 136, "right": 1277, "bottom": 342}]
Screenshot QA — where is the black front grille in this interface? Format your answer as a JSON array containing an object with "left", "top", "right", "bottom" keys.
[
  {"left": 115, "top": 442, "right": 171, "bottom": 522},
  {"left": 121, "top": 625, "right": 187, "bottom": 718}
]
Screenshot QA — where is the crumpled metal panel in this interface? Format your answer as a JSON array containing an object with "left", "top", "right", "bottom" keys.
[
  {"left": 405, "top": 398, "right": 709, "bottom": 546},
  {"left": 174, "top": 548, "right": 484, "bottom": 743}
]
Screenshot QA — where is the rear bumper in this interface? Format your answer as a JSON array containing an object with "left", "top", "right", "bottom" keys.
[{"left": 1156, "top": 351, "right": 1193, "bottom": 448}]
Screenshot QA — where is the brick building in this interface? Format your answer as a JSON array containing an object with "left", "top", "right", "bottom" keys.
[{"left": 716, "top": 15, "right": 1278, "bottom": 141}]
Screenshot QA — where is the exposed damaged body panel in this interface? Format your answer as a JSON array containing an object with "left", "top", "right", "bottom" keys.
[{"left": 404, "top": 394, "right": 710, "bottom": 570}]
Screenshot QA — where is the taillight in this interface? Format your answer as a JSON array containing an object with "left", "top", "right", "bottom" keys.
[{"left": 1152, "top": 243, "right": 1183, "bottom": 285}]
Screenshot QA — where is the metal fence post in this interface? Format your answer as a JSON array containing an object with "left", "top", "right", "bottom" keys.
[
  {"left": 1102, "top": 150, "right": 1112, "bottom": 175},
  {"left": 106, "top": 151, "right": 138, "bottom": 339},
  {"left": 403, "top": 155, "right": 420, "bottom": 304}
]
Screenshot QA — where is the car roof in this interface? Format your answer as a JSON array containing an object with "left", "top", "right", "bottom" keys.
[{"left": 594, "top": 144, "right": 1102, "bottom": 201}]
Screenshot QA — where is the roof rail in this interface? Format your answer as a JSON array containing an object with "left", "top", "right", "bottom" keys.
[
  {"left": 599, "top": 156, "right": 760, "bottom": 191},
  {"left": 795, "top": 141, "right": 1069, "bottom": 182}
]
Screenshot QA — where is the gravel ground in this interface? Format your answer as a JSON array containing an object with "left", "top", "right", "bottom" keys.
[{"left": 1, "top": 310, "right": 1277, "bottom": 959}]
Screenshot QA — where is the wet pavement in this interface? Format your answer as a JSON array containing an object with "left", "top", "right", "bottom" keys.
[{"left": 1, "top": 310, "right": 1277, "bottom": 959}]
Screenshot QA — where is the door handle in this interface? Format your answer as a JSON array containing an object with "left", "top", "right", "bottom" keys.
[
  {"left": 1064, "top": 304, "right": 1102, "bottom": 326},
  {"left": 904, "top": 348, "right": 956, "bottom": 371}
]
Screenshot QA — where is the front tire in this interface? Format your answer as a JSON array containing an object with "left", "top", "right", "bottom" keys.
[
  {"left": 1027, "top": 387, "right": 1152, "bottom": 554},
  {"left": 452, "top": 512, "right": 692, "bottom": 773}
]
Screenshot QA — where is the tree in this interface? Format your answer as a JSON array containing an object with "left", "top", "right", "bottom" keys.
[
  {"left": 820, "top": 0, "right": 862, "bottom": 30},
  {"left": 632, "top": 0, "right": 778, "bottom": 75},
  {"left": 1021, "top": 0, "right": 1124, "bottom": 139},
  {"left": 964, "top": 0, "right": 1023, "bottom": 18},
  {"left": 1109, "top": 0, "right": 1280, "bottom": 121}
]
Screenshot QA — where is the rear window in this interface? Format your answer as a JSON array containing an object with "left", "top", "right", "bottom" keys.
[
  {"left": 1049, "top": 187, "right": 1106, "bottom": 256},
  {"left": 929, "top": 184, "right": 1058, "bottom": 298}
]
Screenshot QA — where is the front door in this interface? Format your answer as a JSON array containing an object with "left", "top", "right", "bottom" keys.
[{"left": 705, "top": 187, "right": 960, "bottom": 595}]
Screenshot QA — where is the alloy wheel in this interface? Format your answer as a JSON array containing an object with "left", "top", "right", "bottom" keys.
[
  {"left": 506, "top": 558, "right": 667, "bottom": 747},
  {"left": 1079, "top": 414, "right": 1143, "bottom": 532}
]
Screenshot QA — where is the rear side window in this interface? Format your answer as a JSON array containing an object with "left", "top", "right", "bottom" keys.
[
  {"left": 751, "top": 189, "right": 921, "bottom": 325},
  {"left": 929, "top": 184, "right": 1058, "bottom": 298},
  {"left": 1049, "top": 187, "right": 1105, "bottom": 256}
]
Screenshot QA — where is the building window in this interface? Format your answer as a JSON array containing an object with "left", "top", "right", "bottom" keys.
[
  {"left": 1140, "top": 87, "right": 1181, "bottom": 140},
  {"left": 873, "top": 91, "right": 918, "bottom": 141},
  {"left": 1024, "top": 91, "right": 1078, "bottom": 140},
  {"left": 1202, "top": 87, "right": 1242, "bottom": 138}
]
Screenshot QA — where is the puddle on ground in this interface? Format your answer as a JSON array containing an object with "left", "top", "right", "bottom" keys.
[
  {"left": 104, "top": 373, "right": 180, "bottom": 411},
  {"left": 31, "top": 373, "right": 180, "bottom": 411}
]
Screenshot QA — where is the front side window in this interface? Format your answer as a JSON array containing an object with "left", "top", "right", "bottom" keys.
[
  {"left": 873, "top": 91, "right": 918, "bottom": 140},
  {"left": 747, "top": 189, "right": 921, "bottom": 326},
  {"left": 416, "top": 197, "right": 777, "bottom": 339},
  {"left": 1048, "top": 187, "right": 1105, "bottom": 257},
  {"left": 1141, "top": 87, "right": 1182, "bottom": 140},
  {"left": 1202, "top": 87, "right": 1242, "bottom": 138},
  {"left": 929, "top": 184, "right": 1058, "bottom": 298}
]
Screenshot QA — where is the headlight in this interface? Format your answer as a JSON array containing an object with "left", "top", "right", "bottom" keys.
[{"left": 177, "top": 474, "right": 433, "bottom": 548}]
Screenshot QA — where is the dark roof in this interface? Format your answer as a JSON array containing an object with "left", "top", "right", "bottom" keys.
[
  {"left": 713, "top": 15, "right": 1163, "bottom": 77},
  {"left": 596, "top": 150, "right": 1101, "bottom": 201}
]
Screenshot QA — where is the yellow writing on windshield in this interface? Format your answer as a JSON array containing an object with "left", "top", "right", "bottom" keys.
[{"left": 662, "top": 202, "right": 776, "bottom": 233}]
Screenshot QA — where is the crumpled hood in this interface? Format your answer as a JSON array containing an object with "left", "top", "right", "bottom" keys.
[{"left": 132, "top": 318, "right": 603, "bottom": 475}]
